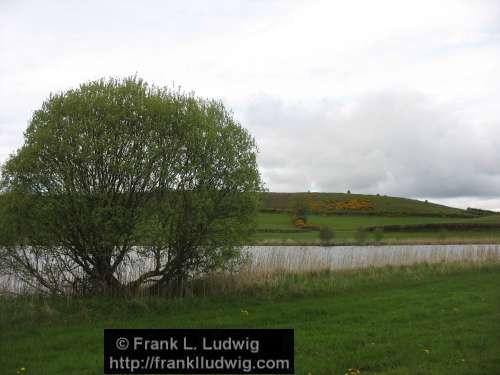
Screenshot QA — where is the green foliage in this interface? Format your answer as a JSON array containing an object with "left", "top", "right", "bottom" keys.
[
  {"left": 438, "top": 228, "right": 449, "bottom": 240},
  {"left": 373, "top": 227, "right": 384, "bottom": 242},
  {"left": 354, "top": 226, "right": 367, "bottom": 243},
  {"left": 0, "top": 76, "right": 262, "bottom": 295},
  {"left": 290, "top": 196, "right": 309, "bottom": 222},
  {"left": 319, "top": 226, "right": 334, "bottom": 242}
]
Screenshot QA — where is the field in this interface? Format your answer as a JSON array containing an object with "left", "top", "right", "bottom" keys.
[
  {"left": 255, "top": 212, "right": 500, "bottom": 244},
  {"left": 255, "top": 192, "right": 500, "bottom": 244},
  {"left": 1, "top": 261, "right": 499, "bottom": 374}
]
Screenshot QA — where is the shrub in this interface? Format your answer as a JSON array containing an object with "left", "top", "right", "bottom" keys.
[
  {"left": 354, "top": 226, "right": 367, "bottom": 243},
  {"left": 302, "top": 224, "right": 321, "bottom": 231},
  {"left": 373, "top": 228, "right": 384, "bottom": 243},
  {"left": 319, "top": 226, "right": 335, "bottom": 243},
  {"left": 438, "top": 229, "right": 448, "bottom": 240},
  {"left": 293, "top": 218, "right": 306, "bottom": 228}
]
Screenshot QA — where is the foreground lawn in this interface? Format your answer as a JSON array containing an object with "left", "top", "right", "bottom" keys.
[{"left": 1, "top": 262, "right": 499, "bottom": 374}]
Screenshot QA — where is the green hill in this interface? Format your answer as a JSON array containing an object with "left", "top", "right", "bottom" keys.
[
  {"left": 254, "top": 192, "right": 500, "bottom": 244},
  {"left": 259, "top": 192, "right": 490, "bottom": 218}
]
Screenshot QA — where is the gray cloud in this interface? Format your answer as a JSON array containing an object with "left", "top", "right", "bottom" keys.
[{"left": 240, "top": 91, "right": 500, "bottom": 201}]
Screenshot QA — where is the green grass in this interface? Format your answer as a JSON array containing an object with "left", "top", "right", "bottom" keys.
[
  {"left": 255, "top": 212, "right": 500, "bottom": 243},
  {"left": 1, "top": 262, "right": 500, "bottom": 374},
  {"left": 464, "top": 215, "right": 500, "bottom": 224},
  {"left": 255, "top": 192, "right": 500, "bottom": 244}
]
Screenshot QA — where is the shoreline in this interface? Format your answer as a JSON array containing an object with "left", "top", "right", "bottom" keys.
[{"left": 250, "top": 239, "right": 500, "bottom": 247}]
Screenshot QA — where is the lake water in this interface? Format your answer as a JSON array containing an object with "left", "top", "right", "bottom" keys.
[{"left": 1, "top": 244, "right": 499, "bottom": 294}]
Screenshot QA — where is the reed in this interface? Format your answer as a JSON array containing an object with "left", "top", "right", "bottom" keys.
[{"left": 1, "top": 244, "right": 499, "bottom": 298}]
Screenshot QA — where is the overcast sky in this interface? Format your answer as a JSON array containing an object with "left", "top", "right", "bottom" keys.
[{"left": 2, "top": 0, "right": 500, "bottom": 210}]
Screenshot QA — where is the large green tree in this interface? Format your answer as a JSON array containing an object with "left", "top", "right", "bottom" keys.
[{"left": 0, "top": 77, "right": 262, "bottom": 295}]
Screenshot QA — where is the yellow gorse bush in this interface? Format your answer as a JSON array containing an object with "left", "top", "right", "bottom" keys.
[
  {"left": 305, "top": 195, "right": 374, "bottom": 213},
  {"left": 293, "top": 218, "right": 306, "bottom": 228}
]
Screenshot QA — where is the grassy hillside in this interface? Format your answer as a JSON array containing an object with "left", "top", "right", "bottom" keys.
[
  {"left": 259, "top": 192, "right": 485, "bottom": 217},
  {"left": 255, "top": 192, "right": 500, "bottom": 244},
  {"left": 2, "top": 262, "right": 499, "bottom": 374}
]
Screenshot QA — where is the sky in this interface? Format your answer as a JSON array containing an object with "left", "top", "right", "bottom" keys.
[{"left": 1, "top": 0, "right": 500, "bottom": 210}]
